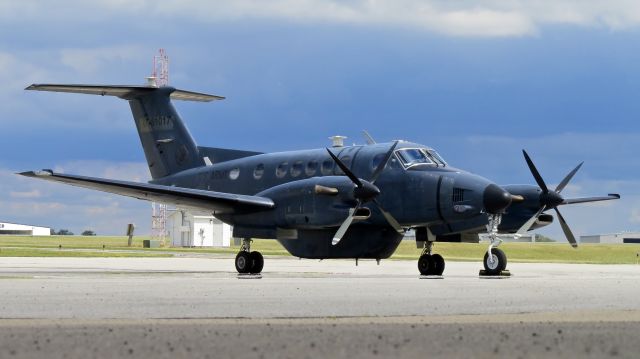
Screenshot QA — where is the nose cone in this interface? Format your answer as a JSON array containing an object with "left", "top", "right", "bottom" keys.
[{"left": 483, "top": 184, "right": 512, "bottom": 214}]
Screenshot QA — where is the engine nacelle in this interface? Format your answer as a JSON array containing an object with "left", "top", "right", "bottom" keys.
[{"left": 252, "top": 176, "right": 363, "bottom": 229}]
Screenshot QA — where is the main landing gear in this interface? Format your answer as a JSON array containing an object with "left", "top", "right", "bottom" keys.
[
  {"left": 418, "top": 241, "right": 445, "bottom": 276},
  {"left": 235, "top": 238, "right": 264, "bottom": 274},
  {"left": 482, "top": 214, "right": 508, "bottom": 276}
]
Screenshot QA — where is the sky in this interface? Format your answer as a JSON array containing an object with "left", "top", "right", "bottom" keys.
[{"left": 0, "top": 0, "right": 639, "bottom": 241}]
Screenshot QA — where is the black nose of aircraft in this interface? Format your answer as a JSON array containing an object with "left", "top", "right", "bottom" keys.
[{"left": 483, "top": 184, "right": 512, "bottom": 214}]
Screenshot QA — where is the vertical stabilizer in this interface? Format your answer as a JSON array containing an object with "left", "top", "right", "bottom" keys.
[
  {"left": 128, "top": 87, "right": 202, "bottom": 178},
  {"left": 25, "top": 84, "right": 224, "bottom": 179}
]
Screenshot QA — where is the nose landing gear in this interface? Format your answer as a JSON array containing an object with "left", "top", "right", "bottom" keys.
[
  {"left": 235, "top": 238, "right": 264, "bottom": 274},
  {"left": 481, "top": 214, "right": 509, "bottom": 276}
]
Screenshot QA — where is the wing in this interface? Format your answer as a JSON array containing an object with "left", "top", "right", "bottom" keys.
[{"left": 19, "top": 170, "right": 274, "bottom": 214}]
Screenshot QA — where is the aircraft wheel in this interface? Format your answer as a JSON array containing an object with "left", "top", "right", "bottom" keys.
[
  {"left": 483, "top": 248, "right": 507, "bottom": 275},
  {"left": 235, "top": 252, "right": 252, "bottom": 274},
  {"left": 431, "top": 253, "right": 445, "bottom": 276},
  {"left": 250, "top": 251, "right": 264, "bottom": 274},
  {"left": 418, "top": 254, "right": 432, "bottom": 275}
]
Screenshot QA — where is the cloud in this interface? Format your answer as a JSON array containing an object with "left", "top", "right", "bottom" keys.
[
  {"left": 50, "top": 160, "right": 150, "bottom": 182},
  {"left": 0, "top": 162, "right": 151, "bottom": 235},
  {"left": 3, "top": 1, "right": 640, "bottom": 38},
  {"left": 59, "top": 45, "right": 146, "bottom": 75},
  {"left": 9, "top": 189, "right": 42, "bottom": 199},
  {"left": 445, "top": 132, "right": 640, "bottom": 184}
]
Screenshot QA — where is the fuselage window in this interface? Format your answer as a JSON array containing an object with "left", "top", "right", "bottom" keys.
[
  {"left": 291, "top": 161, "right": 303, "bottom": 177},
  {"left": 321, "top": 159, "right": 334, "bottom": 176},
  {"left": 276, "top": 162, "right": 289, "bottom": 178},
  {"left": 229, "top": 168, "right": 240, "bottom": 180},
  {"left": 334, "top": 156, "right": 350, "bottom": 175},
  {"left": 396, "top": 148, "right": 433, "bottom": 168},
  {"left": 253, "top": 163, "right": 264, "bottom": 179},
  {"left": 305, "top": 160, "right": 318, "bottom": 177}
]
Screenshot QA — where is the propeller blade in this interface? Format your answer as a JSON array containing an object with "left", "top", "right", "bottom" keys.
[
  {"left": 554, "top": 207, "right": 578, "bottom": 248},
  {"left": 370, "top": 141, "right": 399, "bottom": 184},
  {"left": 332, "top": 207, "right": 357, "bottom": 245},
  {"left": 522, "top": 150, "right": 548, "bottom": 193},
  {"left": 562, "top": 194, "right": 620, "bottom": 205},
  {"left": 515, "top": 206, "right": 546, "bottom": 236},
  {"left": 555, "top": 162, "right": 583, "bottom": 193},
  {"left": 326, "top": 148, "right": 362, "bottom": 187},
  {"left": 373, "top": 198, "right": 403, "bottom": 234}
]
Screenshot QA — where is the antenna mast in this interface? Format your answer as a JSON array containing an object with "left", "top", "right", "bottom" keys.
[{"left": 146, "top": 48, "right": 169, "bottom": 88}]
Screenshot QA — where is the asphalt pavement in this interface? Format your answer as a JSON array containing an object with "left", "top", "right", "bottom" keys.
[{"left": 1, "top": 257, "right": 639, "bottom": 358}]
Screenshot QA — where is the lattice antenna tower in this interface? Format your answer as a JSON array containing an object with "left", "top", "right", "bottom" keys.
[
  {"left": 151, "top": 202, "right": 167, "bottom": 246},
  {"left": 150, "top": 49, "right": 169, "bottom": 245},
  {"left": 153, "top": 48, "right": 169, "bottom": 87}
]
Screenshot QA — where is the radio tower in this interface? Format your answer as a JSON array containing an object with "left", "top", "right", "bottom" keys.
[{"left": 150, "top": 49, "right": 169, "bottom": 246}]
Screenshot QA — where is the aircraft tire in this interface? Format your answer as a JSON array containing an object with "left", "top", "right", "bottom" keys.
[
  {"left": 483, "top": 248, "right": 507, "bottom": 275},
  {"left": 431, "top": 253, "right": 445, "bottom": 275},
  {"left": 418, "top": 254, "right": 432, "bottom": 276},
  {"left": 235, "top": 252, "right": 252, "bottom": 274},
  {"left": 250, "top": 251, "right": 264, "bottom": 274}
]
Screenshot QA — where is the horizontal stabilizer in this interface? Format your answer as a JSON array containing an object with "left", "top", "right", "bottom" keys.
[
  {"left": 25, "top": 84, "right": 224, "bottom": 102},
  {"left": 19, "top": 170, "right": 274, "bottom": 214}
]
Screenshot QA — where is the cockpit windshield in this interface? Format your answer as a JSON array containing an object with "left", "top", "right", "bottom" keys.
[
  {"left": 396, "top": 148, "right": 433, "bottom": 167},
  {"left": 395, "top": 148, "right": 447, "bottom": 168}
]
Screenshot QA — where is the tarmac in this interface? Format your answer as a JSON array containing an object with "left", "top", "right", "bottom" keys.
[{"left": 1, "top": 256, "right": 640, "bottom": 358}]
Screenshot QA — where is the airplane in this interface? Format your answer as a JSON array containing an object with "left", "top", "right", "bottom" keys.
[{"left": 19, "top": 82, "right": 620, "bottom": 276}]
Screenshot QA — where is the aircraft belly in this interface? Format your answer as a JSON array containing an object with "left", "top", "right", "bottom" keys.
[{"left": 278, "top": 225, "right": 403, "bottom": 259}]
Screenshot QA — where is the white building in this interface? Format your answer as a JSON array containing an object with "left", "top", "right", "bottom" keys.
[
  {"left": 0, "top": 222, "right": 50, "bottom": 236},
  {"left": 580, "top": 232, "right": 640, "bottom": 244},
  {"left": 167, "top": 210, "right": 231, "bottom": 247}
]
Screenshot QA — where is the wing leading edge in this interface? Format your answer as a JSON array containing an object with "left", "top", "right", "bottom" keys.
[{"left": 18, "top": 170, "right": 274, "bottom": 214}]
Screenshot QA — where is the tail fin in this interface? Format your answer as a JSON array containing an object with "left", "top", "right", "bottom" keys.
[{"left": 26, "top": 84, "right": 224, "bottom": 179}]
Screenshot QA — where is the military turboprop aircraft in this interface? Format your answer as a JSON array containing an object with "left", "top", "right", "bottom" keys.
[{"left": 20, "top": 83, "right": 620, "bottom": 276}]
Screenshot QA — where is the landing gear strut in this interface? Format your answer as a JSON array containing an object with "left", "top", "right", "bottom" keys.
[
  {"left": 235, "top": 238, "right": 264, "bottom": 274},
  {"left": 418, "top": 240, "right": 445, "bottom": 276},
  {"left": 482, "top": 214, "right": 507, "bottom": 275}
]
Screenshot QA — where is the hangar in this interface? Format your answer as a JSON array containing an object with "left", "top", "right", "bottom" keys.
[
  {"left": 166, "top": 210, "right": 231, "bottom": 247},
  {"left": 0, "top": 222, "right": 50, "bottom": 236},
  {"left": 580, "top": 232, "right": 640, "bottom": 244}
]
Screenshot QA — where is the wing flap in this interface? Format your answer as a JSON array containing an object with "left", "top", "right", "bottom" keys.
[{"left": 19, "top": 170, "right": 273, "bottom": 214}]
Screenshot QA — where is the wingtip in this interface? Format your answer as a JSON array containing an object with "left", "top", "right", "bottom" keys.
[
  {"left": 609, "top": 193, "right": 621, "bottom": 199},
  {"left": 17, "top": 169, "right": 53, "bottom": 177}
]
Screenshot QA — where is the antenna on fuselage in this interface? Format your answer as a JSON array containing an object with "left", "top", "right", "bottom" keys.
[{"left": 362, "top": 130, "right": 376, "bottom": 145}]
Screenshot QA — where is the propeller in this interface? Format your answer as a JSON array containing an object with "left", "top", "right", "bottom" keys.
[
  {"left": 326, "top": 141, "right": 403, "bottom": 245},
  {"left": 516, "top": 150, "right": 620, "bottom": 247}
]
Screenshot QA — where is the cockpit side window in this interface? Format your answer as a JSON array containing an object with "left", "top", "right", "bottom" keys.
[
  {"left": 395, "top": 148, "right": 433, "bottom": 168},
  {"left": 426, "top": 150, "right": 447, "bottom": 166}
]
